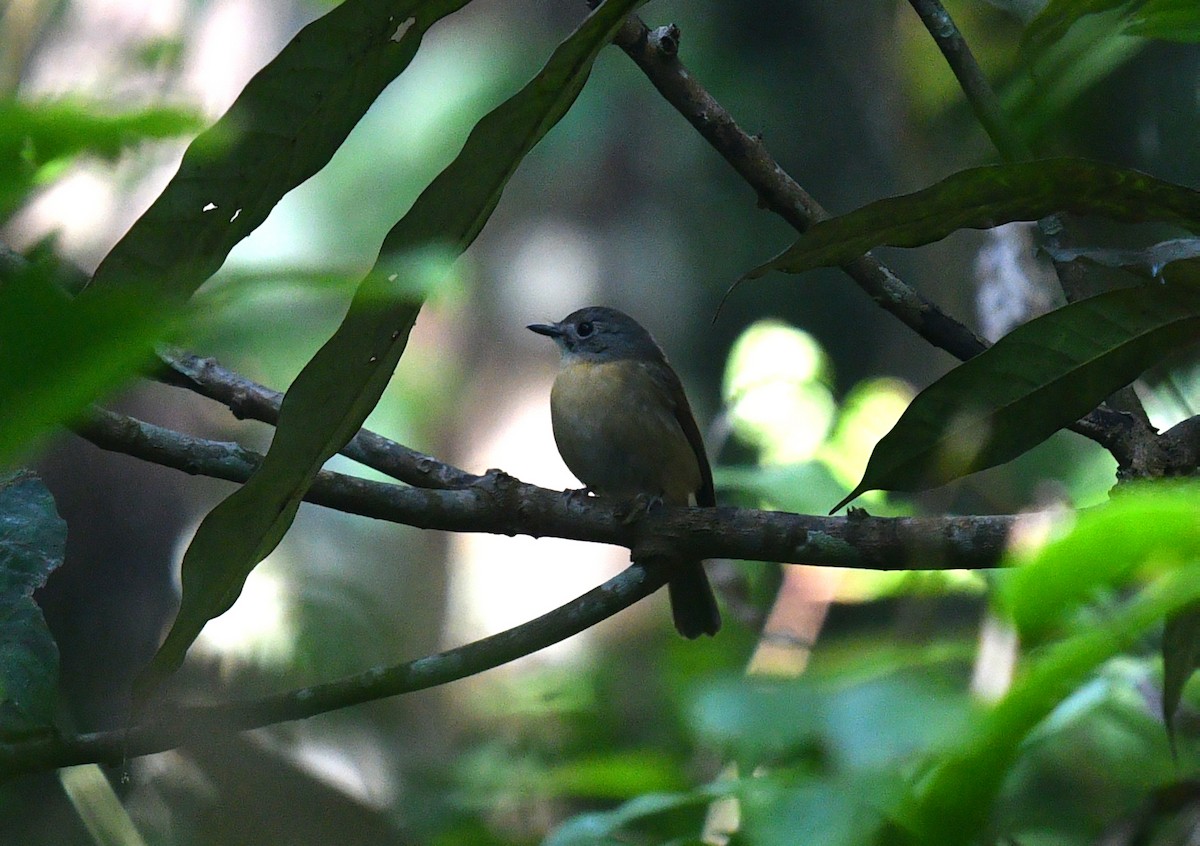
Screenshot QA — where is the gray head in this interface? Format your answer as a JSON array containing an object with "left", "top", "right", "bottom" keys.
[{"left": 527, "top": 306, "right": 666, "bottom": 363}]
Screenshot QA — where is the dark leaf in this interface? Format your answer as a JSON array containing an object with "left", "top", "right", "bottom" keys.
[
  {"left": 1162, "top": 602, "right": 1200, "bottom": 753},
  {"left": 741, "top": 159, "right": 1200, "bottom": 285},
  {"left": 140, "top": 0, "right": 644, "bottom": 689},
  {"left": 833, "top": 281, "right": 1200, "bottom": 510},
  {"left": 0, "top": 471, "right": 65, "bottom": 738},
  {"left": 87, "top": 0, "right": 473, "bottom": 301}
]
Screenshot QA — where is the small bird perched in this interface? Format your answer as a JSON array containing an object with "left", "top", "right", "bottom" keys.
[{"left": 528, "top": 306, "right": 721, "bottom": 638}]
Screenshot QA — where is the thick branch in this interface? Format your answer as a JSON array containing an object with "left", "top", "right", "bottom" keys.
[
  {"left": 612, "top": 16, "right": 1146, "bottom": 466},
  {"left": 72, "top": 406, "right": 1023, "bottom": 571},
  {"left": 0, "top": 564, "right": 665, "bottom": 778}
]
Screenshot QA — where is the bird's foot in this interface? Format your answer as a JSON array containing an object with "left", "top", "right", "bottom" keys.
[
  {"left": 619, "top": 492, "right": 664, "bottom": 525},
  {"left": 561, "top": 486, "right": 593, "bottom": 506}
]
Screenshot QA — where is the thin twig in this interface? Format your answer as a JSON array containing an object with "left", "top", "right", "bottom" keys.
[
  {"left": 0, "top": 564, "right": 666, "bottom": 778},
  {"left": 907, "top": 0, "right": 1031, "bottom": 162},
  {"left": 157, "top": 348, "right": 481, "bottom": 490}
]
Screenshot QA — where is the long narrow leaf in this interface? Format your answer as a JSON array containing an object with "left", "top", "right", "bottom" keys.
[
  {"left": 833, "top": 280, "right": 1200, "bottom": 510},
  {"left": 140, "top": 0, "right": 643, "bottom": 689},
  {"left": 742, "top": 159, "right": 1200, "bottom": 284},
  {"left": 88, "top": 0, "right": 472, "bottom": 300}
]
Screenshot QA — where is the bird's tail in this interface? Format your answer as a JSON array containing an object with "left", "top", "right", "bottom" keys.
[{"left": 668, "top": 562, "right": 721, "bottom": 638}]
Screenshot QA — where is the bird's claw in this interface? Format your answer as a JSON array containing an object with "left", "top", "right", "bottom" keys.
[
  {"left": 561, "top": 486, "right": 593, "bottom": 506},
  {"left": 619, "top": 492, "right": 663, "bottom": 524}
]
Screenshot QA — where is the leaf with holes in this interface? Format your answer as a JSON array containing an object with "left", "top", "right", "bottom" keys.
[
  {"left": 832, "top": 281, "right": 1200, "bottom": 511},
  {"left": 88, "top": 0, "right": 473, "bottom": 301},
  {"left": 139, "top": 0, "right": 645, "bottom": 691}
]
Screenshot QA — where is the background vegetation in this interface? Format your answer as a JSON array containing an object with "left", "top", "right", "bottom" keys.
[{"left": 1, "top": 0, "right": 1200, "bottom": 843}]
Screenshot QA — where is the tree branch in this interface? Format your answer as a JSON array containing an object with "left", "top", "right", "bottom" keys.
[
  {"left": 0, "top": 564, "right": 666, "bottom": 779},
  {"left": 72, "top": 405, "right": 1022, "bottom": 571},
  {"left": 612, "top": 17, "right": 988, "bottom": 363},
  {"left": 156, "top": 348, "right": 481, "bottom": 490},
  {"left": 612, "top": 15, "right": 1150, "bottom": 467}
]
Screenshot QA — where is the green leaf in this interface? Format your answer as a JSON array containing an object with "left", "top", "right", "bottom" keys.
[
  {"left": 994, "top": 483, "right": 1200, "bottom": 640},
  {"left": 0, "top": 261, "right": 174, "bottom": 468},
  {"left": 741, "top": 159, "right": 1200, "bottom": 284},
  {"left": 544, "top": 790, "right": 719, "bottom": 846},
  {"left": 900, "top": 562, "right": 1200, "bottom": 846},
  {"left": 140, "top": 0, "right": 645, "bottom": 690},
  {"left": 0, "top": 471, "right": 65, "bottom": 739},
  {"left": 1162, "top": 602, "right": 1200, "bottom": 753},
  {"left": 545, "top": 751, "right": 686, "bottom": 799},
  {"left": 1126, "top": 0, "right": 1200, "bottom": 41},
  {"left": 87, "top": 0, "right": 474, "bottom": 301},
  {"left": 1023, "top": 0, "right": 1136, "bottom": 52},
  {"left": 832, "top": 281, "right": 1200, "bottom": 510},
  {"left": 0, "top": 99, "right": 201, "bottom": 220}
]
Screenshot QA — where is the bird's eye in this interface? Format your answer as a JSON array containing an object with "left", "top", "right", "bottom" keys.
[{"left": 576, "top": 320, "right": 594, "bottom": 338}]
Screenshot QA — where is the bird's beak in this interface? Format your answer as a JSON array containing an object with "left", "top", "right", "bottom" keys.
[{"left": 527, "top": 322, "right": 563, "bottom": 338}]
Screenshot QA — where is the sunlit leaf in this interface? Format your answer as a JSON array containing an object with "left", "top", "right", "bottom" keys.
[
  {"left": 900, "top": 562, "right": 1200, "bottom": 846},
  {"left": 88, "top": 0, "right": 474, "bottom": 301},
  {"left": 140, "top": 0, "right": 645, "bottom": 689},
  {"left": 1126, "top": 0, "right": 1200, "bottom": 41},
  {"left": 545, "top": 751, "right": 686, "bottom": 799},
  {"left": 0, "top": 472, "right": 64, "bottom": 739},
  {"left": 832, "top": 281, "right": 1200, "bottom": 510},
  {"left": 995, "top": 483, "right": 1200, "bottom": 639},
  {"left": 742, "top": 159, "right": 1200, "bottom": 284},
  {"left": 0, "top": 99, "right": 201, "bottom": 219},
  {"left": 1023, "top": 0, "right": 1134, "bottom": 51}
]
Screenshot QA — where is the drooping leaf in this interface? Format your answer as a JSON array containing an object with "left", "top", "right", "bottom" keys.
[
  {"left": 140, "top": 0, "right": 645, "bottom": 689},
  {"left": 87, "top": 0, "right": 474, "bottom": 301},
  {"left": 0, "top": 260, "right": 174, "bottom": 468},
  {"left": 832, "top": 281, "right": 1200, "bottom": 510},
  {"left": 741, "top": 159, "right": 1200, "bottom": 285},
  {"left": 0, "top": 471, "right": 65, "bottom": 739},
  {"left": 0, "top": 99, "right": 201, "bottom": 220}
]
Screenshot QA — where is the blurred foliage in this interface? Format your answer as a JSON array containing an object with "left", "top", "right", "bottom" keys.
[
  {"left": 0, "top": 0, "right": 1199, "bottom": 845},
  {"left": 0, "top": 99, "right": 200, "bottom": 222}
]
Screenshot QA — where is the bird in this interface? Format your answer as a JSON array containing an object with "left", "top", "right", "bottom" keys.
[{"left": 528, "top": 306, "right": 721, "bottom": 638}]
